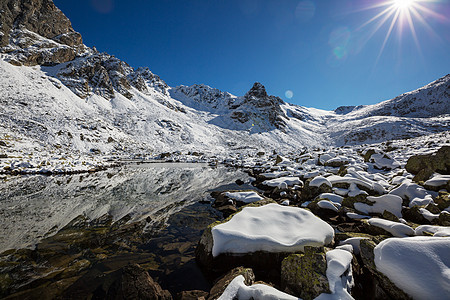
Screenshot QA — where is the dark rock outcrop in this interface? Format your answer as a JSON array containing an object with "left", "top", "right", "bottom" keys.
[
  {"left": 106, "top": 264, "right": 172, "bottom": 300},
  {"left": 0, "top": 0, "right": 82, "bottom": 48},
  {"left": 0, "top": 0, "right": 85, "bottom": 65},
  {"left": 405, "top": 146, "right": 450, "bottom": 182}
]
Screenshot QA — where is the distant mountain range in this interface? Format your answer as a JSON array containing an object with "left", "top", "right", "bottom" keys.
[{"left": 0, "top": 0, "right": 449, "bottom": 158}]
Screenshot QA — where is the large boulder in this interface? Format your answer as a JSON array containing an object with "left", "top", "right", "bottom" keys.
[
  {"left": 405, "top": 146, "right": 450, "bottom": 182},
  {"left": 359, "top": 239, "right": 412, "bottom": 299},
  {"left": 196, "top": 202, "right": 334, "bottom": 274},
  {"left": 281, "top": 246, "right": 330, "bottom": 300},
  {"left": 373, "top": 237, "right": 450, "bottom": 299}
]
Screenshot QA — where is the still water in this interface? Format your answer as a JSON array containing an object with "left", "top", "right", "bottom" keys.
[{"left": 0, "top": 163, "right": 253, "bottom": 295}]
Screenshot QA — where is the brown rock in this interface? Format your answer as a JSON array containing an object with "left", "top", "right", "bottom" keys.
[
  {"left": 405, "top": 146, "right": 450, "bottom": 182},
  {"left": 176, "top": 290, "right": 209, "bottom": 300},
  {"left": 208, "top": 267, "right": 255, "bottom": 300},
  {"left": 0, "top": 0, "right": 83, "bottom": 47},
  {"left": 106, "top": 264, "right": 172, "bottom": 300}
]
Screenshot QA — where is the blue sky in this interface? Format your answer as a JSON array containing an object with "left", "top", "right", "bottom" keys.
[{"left": 53, "top": 0, "right": 449, "bottom": 110}]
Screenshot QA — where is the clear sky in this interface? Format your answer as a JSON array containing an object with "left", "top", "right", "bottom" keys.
[{"left": 53, "top": 0, "right": 450, "bottom": 110}]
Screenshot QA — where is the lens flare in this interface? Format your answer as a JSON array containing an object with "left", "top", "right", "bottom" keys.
[
  {"left": 285, "top": 90, "right": 294, "bottom": 99},
  {"left": 357, "top": 0, "right": 447, "bottom": 62}
]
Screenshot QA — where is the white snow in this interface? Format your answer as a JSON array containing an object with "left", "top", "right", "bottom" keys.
[
  {"left": 374, "top": 237, "right": 450, "bottom": 300},
  {"left": 317, "top": 200, "right": 340, "bottom": 212},
  {"left": 424, "top": 174, "right": 450, "bottom": 187},
  {"left": 419, "top": 208, "right": 439, "bottom": 222},
  {"left": 346, "top": 212, "right": 371, "bottom": 219},
  {"left": 319, "top": 193, "right": 344, "bottom": 204},
  {"left": 389, "top": 180, "right": 434, "bottom": 208},
  {"left": 367, "top": 218, "right": 415, "bottom": 237},
  {"left": 315, "top": 249, "right": 354, "bottom": 300},
  {"left": 218, "top": 275, "right": 300, "bottom": 300},
  {"left": 354, "top": 194, "right": 403, "bottom": 218},
  {"left": 211, "top": 203, "right": 334, "bottom": 257},
  {"left": 262, "top": 177, "right": 302, "bottom": 188},
  {"left": 310, "top": 176, "right": 332, "bottom": 188},
  {"left": 225, "top": 191, "right": 264, "bottom": 204},
  {"left": 370, "top": 153, "right": 400, "bottom": 170},
  {"left": 415, "top": 225, "right": 450, "bottom": 237},
  {"left": 339, "top": 237, "right": 369, "bottom": 255}
]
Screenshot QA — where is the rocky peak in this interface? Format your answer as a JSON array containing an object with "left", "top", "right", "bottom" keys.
[
  {"left": 0, "top": 0, "right": 82, "bottom": 48},
  {"left": 130, "top": 67, "right": 169, "bottom": 96},
  {"left": 173, "top": 84, "right": 235, "bottom": 110},
  {"left": 245, "top": 82, "right": 268, "bottom": 99}
]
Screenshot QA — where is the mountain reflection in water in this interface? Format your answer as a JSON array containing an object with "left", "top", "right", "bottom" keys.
[{"left": 0, "top": 163, "right": 251, "bottom": 252}]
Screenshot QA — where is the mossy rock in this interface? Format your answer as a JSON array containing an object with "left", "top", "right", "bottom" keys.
[
  {"left": 435, "top": 192, "right": 450, "bottom": 211},
  {"left": 361, "top": 220, "right": 393, "bottom": 237},
  {"left": 405, "top": 146, "right": 450, "bottom": 182},
  {"left": 301, "top": 179, "right": 333, "bottom": 201},
  {"left": 438, "top": 211, "right": 450, "bottom": 226},
  {"left": 281, "top": 247, "right": 330, "bottom": 300},
  {"left": 363, "top": 149, "right": 377, "bottom": 162},
  {"left": 382, "top": 210, "right": 399, "bottom": 222}
]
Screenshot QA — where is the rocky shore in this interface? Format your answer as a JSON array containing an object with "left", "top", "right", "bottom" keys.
[{"left": 0, "top": 133, "right": 449, "bottom": 299}]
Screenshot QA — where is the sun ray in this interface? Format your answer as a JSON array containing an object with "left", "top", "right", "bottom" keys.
[
  {"left": 413, "top": 3, "right": 448, "bottom": 21},
  {"left": 357, "top": 5, "right": 396, "bottom": 31},
  {"left": 404, "top": 8, "right": 423, "bottom": 56},
  {"left": 376, "top": 9, "right": 401, "bottom": 63},
  {"left": 356, "top": 0, "right": 448, "bottom": 64},
  {"left": 409, "top": 6, "right": 442, "bottom": 41}
]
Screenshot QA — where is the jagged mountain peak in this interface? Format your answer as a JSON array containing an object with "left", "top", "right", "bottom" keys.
[{"left": 245, "top": 82, "right": 268, "bottom": 99}]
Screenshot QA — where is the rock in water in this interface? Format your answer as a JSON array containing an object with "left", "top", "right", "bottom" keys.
[{"left": 106, "top": 264, "right": 172, "bottom": 300}]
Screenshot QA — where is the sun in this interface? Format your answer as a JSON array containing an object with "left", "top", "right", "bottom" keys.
[
  {"left": 357, "top": 0, "right": 446, "bottom": 62},
  {"left": 393, "top": 0, "right": 416, "bottom": 10}
]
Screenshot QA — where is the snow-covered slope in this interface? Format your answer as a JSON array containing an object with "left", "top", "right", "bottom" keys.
[{"left": 0, "top": 0, "right": 449, "bottom": 167}]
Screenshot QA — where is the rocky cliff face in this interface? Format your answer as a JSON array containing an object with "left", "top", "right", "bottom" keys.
[
  {"left": 0, "top": 0, "right": 85, "bottom": 65},
  {"left": 0, "top": 0, "right": 170, "bottom": 101},
  {"left": 0, "top": 0, "right": 82, "bottom": 47}
]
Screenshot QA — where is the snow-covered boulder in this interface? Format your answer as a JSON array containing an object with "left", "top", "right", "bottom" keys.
[
  {"left": 196, "top": 203, "right": 334, "bottom": 271},
  {"left": 262, "top": 176, "right": 302, "bottom": 188},
  {"left": 219, "top": 275, "right": 299, "bottom": 300},
  {"left": 366, "top": 218, "right": 415, "bottom": 238},
  {"left": 374, "top": 237, "right": 450, "bottom": 299},
  {"left": 354, "top": 194, "right": 403, "bottom": 218},
  {"left": 212, "top": 203, "right": 334, "bottom": 256},
  {"left": 224, "top": 191, "right": 264, "bottom": 204}
]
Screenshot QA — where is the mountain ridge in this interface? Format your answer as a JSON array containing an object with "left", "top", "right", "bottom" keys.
[{"left": 0, "top": 0, "right": 449, "bottom": 164}]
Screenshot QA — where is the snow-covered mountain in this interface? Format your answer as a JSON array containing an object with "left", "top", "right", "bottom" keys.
[{"left": 0, "top": 0, "right": 449, "bottom": 166}]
